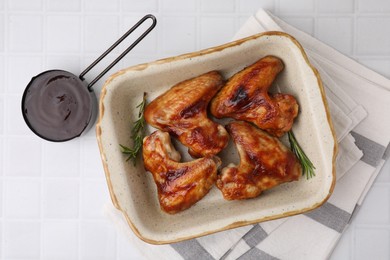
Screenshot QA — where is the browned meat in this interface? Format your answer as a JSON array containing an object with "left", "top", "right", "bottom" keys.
[
  {"left": 143, "top": 130, "right": 221, "bottom": 214},
  {"left": 217, "top": 121, "right": 301, "bottom": 200},
  {"left": 144, "top": 71, "right": 229, "bottom": 158},
  {"left": 210, "top": 56, "right": 299, "bottom": 137}
]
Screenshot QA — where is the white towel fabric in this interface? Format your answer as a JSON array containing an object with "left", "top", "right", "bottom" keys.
[{"left": 104, "top": 10, "right": 390, "bottom": 260}]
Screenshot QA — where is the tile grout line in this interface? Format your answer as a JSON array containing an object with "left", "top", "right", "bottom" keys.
[
  {"left": 0, "top": 175, "right": 109, "bottom": 181},
  {"left": 155, "top": 1, "right": 162, "bottom": 61},
  {"left": 78, "top": 3, "right": 86, "bottom": 259},
  {"left": 80, "top": 3, "right": 86, "bottom": 258},
  {"left": 2, "top": 0, "right": 8, "bottom": 148},
  {"left": 42, "top": 0, "right": 47, "bottom": 68},
  {"left": 195, "top": 0, "right": 200, "bottom": 51},
  {"left": 1, "top": 1, "right": 9, "bottom": 258},
  {"left": 2, "top": 217, "right": 108, "bottom": 222},
  {"left": 78, "top": 139, "right": 83, "bottom": 260},
  {"left": 352, "top": 0, "right": 358, "bottom": 59},
  {"left": 355, "top": 223, "right": 390, "bottom": 229},
  {"left": 232, "top": 0, "right": 239, "bottom": 36},
  {"left": 0, "top": 149, "right": 3, "bottom": 260},
  {"left": 115, "top": 2, "right": 124, "bottom": 259},
  {"left": 0, "top": 136, "right": 2, "bottom": 260},
  {"left": 40, "top": 141, "right": 45, "bottom": 260},
  {"left": 39, "top": 0, "right": 48, "bottom": 257}
]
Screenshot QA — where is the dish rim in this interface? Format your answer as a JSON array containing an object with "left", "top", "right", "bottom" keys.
[{"left": 96, "top": 31, "right": 338, "bottom": 244}]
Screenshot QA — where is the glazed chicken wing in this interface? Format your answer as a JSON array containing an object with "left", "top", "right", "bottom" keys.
[
  {"left": 144, "top": 71, "right": 229, "bottom": 157},
  {"left": 217, "top": 121, "right": 301, "bottom": 200},
  {"left": 143, "top": 130, "right": 221, "bottom": 214},
  {"left": 210, "top": 56, "right": 299, "bottom": 137}
]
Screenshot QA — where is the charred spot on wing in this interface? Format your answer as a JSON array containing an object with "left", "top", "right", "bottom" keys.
[
  {"left": 228, "top": 85, "right": 248, "bottom": 107},
  {"left": 180, "top": 100, "right": 206, "bottom": 119},
  {"left": 165, "top": 166, "right": 189, "bottom": 182}
]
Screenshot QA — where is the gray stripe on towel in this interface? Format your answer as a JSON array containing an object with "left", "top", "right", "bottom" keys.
[
  {"left": 242, "top": 224, "right": 268, "bottom": 248},
  {"left": 305, "top": 202, "right": 351, "bottom": 233},
  {"left": 351, "top": 131, "right": 386, "bottom": 167},
  {"left": 238, "top": 247, "right": 279, "bottom": 260},
  {"left": 171, "top": 239, "right": 214, "bottom": 260},
  {"left": 383, "top": 143, "right": 390, "bottom": 160}
]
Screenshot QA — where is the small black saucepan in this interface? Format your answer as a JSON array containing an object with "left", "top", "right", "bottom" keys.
[{"left": 22, "top": 14, "right": 157, "bottom": 142}]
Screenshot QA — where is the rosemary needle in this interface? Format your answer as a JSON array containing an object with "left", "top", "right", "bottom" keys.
[
  {"left": 288, "top": 130, "right": 316, "bottom": 179},
  {"left": 120, "top": 92, "right": 147, "bottom": 166}
]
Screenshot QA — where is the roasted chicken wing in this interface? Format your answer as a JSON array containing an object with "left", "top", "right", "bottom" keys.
[
  {"left": 143, "top": 130, "right": 221, "bottom": 214},
  {"left": 217, "top": 121, "right": 301, "bottom": 200},
  {"left": 144, "top": 71, "right": 229, "bottom": 157},
  {"left": 210, "top": 56, "right": 299, "bottom": 137}
]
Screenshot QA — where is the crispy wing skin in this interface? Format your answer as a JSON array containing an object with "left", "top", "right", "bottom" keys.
[
  {"left": 143, "top": 130, "right": 221, "bottom": 214},
  {"left": 144, "top": 71, "right": 229, "bottom": 157},
  {"left": 217, "top": 121, "right": 301, "bottom": 200},
  {"left": 210, "top": 56, "right": 299, "bottom": 137}
]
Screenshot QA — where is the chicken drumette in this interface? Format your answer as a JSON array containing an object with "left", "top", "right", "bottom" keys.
[
  {"left": 143, "top": 130, "right": 221, "bottom": 214},
  {"left": 210, "top": 56, "right": 299, "bottom": 137},
  {"left": 217, "top": 121, "right": 301, "bottom": 200},
  {"left": 144, "top": 71, "right": 229, "bottom": 158}
]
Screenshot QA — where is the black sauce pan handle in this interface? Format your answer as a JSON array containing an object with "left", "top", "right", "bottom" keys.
[{"left": 79, "top": 14, "right": 157, "bottom": 90}]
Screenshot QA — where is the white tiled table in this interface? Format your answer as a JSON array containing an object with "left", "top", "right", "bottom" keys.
[{"left": 0, "top": 0, "right": 389, "bottom": 259}]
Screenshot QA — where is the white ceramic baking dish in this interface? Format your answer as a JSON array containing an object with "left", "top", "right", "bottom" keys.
[{"left": 96, "top": 31, "right": 337, "bottom": 244}]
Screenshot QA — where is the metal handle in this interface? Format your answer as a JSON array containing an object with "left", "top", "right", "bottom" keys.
[{"left": 79, "top": 14, "right": 157, "bottom": 90}]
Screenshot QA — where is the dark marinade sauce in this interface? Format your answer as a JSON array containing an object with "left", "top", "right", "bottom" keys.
[{"left": 22, "top": 70, "right": 92, "bottom": 141}]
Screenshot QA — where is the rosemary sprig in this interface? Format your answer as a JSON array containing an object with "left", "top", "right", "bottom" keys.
[
  {"left": 120, "top": 92, "right": 147, "bottom": 166},
  {"left": 288, "top": 131, "right": 316, "bottom": 179}
]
